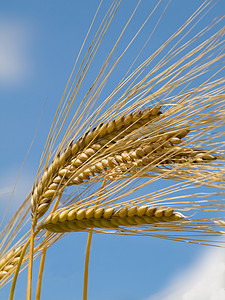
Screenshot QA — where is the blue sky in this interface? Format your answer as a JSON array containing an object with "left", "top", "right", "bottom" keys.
[{"left": 0, "top": 0, "right": 225, "bottom": 299}]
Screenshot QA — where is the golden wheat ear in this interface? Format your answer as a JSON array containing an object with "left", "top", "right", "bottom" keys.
[
  {"left": 38, "top": 205, "right": 184, "bottom": 233},
  {"left": 0, "top": 246, "right": 23, "bottom": 282}
]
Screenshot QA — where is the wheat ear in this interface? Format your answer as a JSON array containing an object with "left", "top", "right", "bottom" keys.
[
  {"left": 39, "top": 205, "right": 184, "bottom": 233},
  {"left": 0, "top": 246, "right": 23, "bottom": 282},
  {"left": 67, "top": 132, "right": 216, "bottom": 184}
]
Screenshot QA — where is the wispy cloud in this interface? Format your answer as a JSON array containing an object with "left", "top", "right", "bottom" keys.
[
  {"left": 146, "top": 248, "right": 225, "bottom": 300},
  {"left": 0, "top": 170, "right": 33, "bottom": 210},
  {"left": 0, "top": 185, "right": 12, "bottom": 199},
  {"left": 0, "top": 19, "right": 33, "bottom": 87}
]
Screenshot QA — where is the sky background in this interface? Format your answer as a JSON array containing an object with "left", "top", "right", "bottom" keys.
[{"left": 0, "top": 0, "right": 225, "bottom": 299}]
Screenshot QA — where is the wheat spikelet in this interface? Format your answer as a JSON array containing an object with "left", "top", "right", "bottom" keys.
[{"left": 39, "top": 205, "right": 184, "bottom": 233}]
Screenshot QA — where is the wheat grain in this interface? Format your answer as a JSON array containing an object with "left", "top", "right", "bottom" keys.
[{"left": 39, "top": 205, "right": 184, "bottom": 233}]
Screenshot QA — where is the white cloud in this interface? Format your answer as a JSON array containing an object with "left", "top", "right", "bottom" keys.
[
  {"left": 146, "top": 248, "right": 225, "bottom": 300},
  {"left": 0, "top": 185, "right": 12, "bottom": 198},
  {"left": 0, "top": 170, "right": 33, "bottom": 211},
  {"left": 0, "top": 19, "right": 33, "bottom": 87}
]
